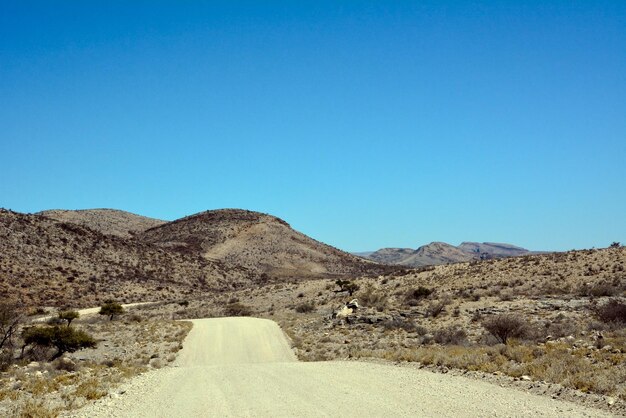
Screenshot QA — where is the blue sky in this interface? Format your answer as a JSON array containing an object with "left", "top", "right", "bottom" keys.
[{"left": 1, "top": 1, "right": 625, "bottom": 252}]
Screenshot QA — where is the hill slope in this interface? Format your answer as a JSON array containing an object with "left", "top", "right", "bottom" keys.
[
  {"left": 37, "top": 209, "right": 165, "bottom": 238},
  {"left": 0, "top": 209, "right": 251, "bottom": 307},
  {"left": 138, "top": 209, "right": 393, "bottom": 278}
]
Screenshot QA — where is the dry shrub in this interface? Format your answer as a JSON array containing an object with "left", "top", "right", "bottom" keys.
[
  {"left": 224, "top": 302, "right": 253, "bottom": 317},
  {"left": 595, "top": 299, "right": 626, "bottom": 324},
  {"left": 295, "top": 302, "right": 315, "bottom": 313},
  {"left": 406, "top": 286, "right": 433, "bottom": 302},
  {"left": 434, "top": 325, "right": 468, "bottom": 345},
  {"left": 482, "top": 314, "right": 529, "bottom": 344},
  {"left": 425, "top": 300, "right": 448, "bottom": 318},
  {"left": 358, "top": 285, "right": 388, "bottom": 311}
]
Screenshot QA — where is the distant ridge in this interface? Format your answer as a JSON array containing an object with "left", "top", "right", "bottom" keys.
[{"left": 359, "top": 241, "right": 533, "bottom": 267}]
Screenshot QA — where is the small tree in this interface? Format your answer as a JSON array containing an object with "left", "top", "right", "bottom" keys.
[
  {"left": 610, "top": 242, "right": 621, "bottom": 248},
  {"left": 99, "top": 302, "right": 124, "bottom": 321},
  {"left": 22, "top": 326, "right": 96, "bottom": 360},
  {"left": 58, "top": 310, "right": 79, "bottom": 327}
]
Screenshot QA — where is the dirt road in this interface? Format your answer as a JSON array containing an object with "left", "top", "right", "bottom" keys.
[
  {"left": 72, "top": 317, "right": 610, "bottom": 417},
  {"left": 33, "top": 302, "right": 156, "bottom": 323}
]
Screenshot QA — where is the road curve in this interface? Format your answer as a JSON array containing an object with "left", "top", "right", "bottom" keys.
[{"left": 72, "top": 317, "right": 610, "bottom": 418}]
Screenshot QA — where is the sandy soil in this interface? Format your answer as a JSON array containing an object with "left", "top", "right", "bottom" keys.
[{"left": 70, "top": 317, "right": 611, "bottom": 418}]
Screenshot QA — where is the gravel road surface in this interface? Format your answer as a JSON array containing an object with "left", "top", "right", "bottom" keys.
[{"left": 70, "top": 317, "right": 612, "bottom": 417}]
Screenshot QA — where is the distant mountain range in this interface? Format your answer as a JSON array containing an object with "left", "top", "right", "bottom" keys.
[{"left": 356, "top": 242, "right": 533, "bottom": 267}]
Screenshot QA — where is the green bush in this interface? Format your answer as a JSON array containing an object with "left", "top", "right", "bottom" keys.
[
  {"left": 58, "top": 310, "right": 79, "bottom": 326},
  {"left": 22, "top": 326, "right": 96, "bottom": 360},
  {"left": 99, "top": 302, "right": 124, "bottom": 320}
]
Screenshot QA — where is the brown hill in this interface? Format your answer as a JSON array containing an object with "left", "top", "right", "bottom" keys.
[
  {"left": 365, "top": 241, "right": 532, "bottom": 267},
  {"left": 0, "top": 209, "right": 252, "bottom": 307},
  {"left": 37, "top": 209, "right": 165, "bottom": 238},
  {"left": 138, "top": 209, "right": 394, "bottom": 278}
]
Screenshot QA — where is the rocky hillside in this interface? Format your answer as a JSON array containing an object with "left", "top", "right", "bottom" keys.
[
  {"left": 138, "top": 209, "right": 395, "bottom": 278},
  {"left": 0, "top": 209, "right": 252, "bottom": 307},
  {"left": 37, "top": 209, "right": 166, "bottom": 238},
  {"left": 365, "top": 241, "right": 532, "bottom": 267}
]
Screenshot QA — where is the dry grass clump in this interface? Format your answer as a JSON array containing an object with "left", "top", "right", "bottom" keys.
[{"left": 11, "top": 399, "right": 60, "bottom": 418}]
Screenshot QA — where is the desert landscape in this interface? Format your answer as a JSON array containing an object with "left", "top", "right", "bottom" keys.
[
  {"left": 0, "top": 208, "right": 624, "bottom": 416},
  {"left": 3, "top": 2, "right": 625, "bottom": 417}
]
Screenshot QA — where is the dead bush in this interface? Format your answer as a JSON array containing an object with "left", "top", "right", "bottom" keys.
[
  {"left": 0, "top": 302, "right": 23, "bottom": 352},
  {"left": 433, "top": 326, "right": 468, "bottom": 345},
  {"left": 482, "top": 314, "right": 529, "bottom": 344}
]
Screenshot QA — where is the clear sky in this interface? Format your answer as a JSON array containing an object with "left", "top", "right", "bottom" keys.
[{"left": 1, "top": 1, "right": 625, "bottom": 252}]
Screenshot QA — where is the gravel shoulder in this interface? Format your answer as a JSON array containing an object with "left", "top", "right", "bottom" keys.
[{"left": 69, "top": 317, "right": 614, "bottom": 417}]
